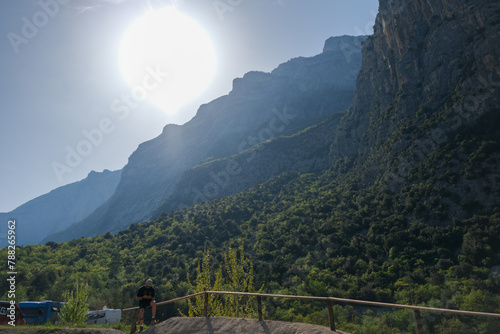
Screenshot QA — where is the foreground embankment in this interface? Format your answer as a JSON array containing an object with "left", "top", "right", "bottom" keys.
[{"left": 0, "top": 317, "right": 351, "bottom": 334}]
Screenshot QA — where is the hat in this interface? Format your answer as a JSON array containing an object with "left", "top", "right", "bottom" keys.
[{"left": 146, "top": 279, "right": 153, "bottom": 287}]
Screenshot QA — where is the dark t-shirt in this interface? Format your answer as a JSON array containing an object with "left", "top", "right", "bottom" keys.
[{"left": 137, "top": 285, "right": 155, "bottom": 308}]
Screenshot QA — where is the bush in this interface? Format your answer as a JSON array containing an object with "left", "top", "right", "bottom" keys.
[{"left": 59, "top": 281, "right": 90, "bottom": 326}]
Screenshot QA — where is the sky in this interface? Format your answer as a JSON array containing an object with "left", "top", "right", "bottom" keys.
[{"left": 0, "top": 0, "right": 379, "bottom": 213}]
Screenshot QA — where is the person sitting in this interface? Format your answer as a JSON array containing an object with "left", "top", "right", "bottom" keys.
[{"left": 136, "top": 278, "right": 156, "bottom": 331}]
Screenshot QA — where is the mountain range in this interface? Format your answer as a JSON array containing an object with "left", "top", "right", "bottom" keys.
[
  {"left": 7, "top": 0, "right": 500, "bottom": 331},
  {"left": 7, "top": 0, "right": 499, "bottom": 250},
  {"left": 2, "top": 0, "right": 496, "bottom": 252},
  {"left": 36, "top": 35, "right": 365, "bottom": 244},
  {"left": 0, "top": 169, "right": 121, "bottom": 247}
]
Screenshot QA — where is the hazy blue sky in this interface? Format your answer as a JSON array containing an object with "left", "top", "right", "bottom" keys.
[{"left": 0, "top": 0, "right": 379, "bottom": 212}]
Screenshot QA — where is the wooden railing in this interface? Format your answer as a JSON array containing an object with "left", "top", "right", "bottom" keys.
[{"left": 122, "top": 291, "right": 500, "bottom": 334}]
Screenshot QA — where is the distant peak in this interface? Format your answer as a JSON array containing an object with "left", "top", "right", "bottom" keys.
[
  {"left": 161, "top": 123, "right": 181, "bottom": 135},
  {"left": 231, "top": 71, "right": 272, "bottom": 93},
  {"left": 87, "top": 169, "right": 118, "bottom": 178},
  {"left": 323, "top": 35, "right": 367, "bottom": 53}
]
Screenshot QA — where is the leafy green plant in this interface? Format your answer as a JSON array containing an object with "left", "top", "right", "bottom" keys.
[
  {"left": 59, "top": 281, "right": 90, "bottom": 326},
  {"left": 183, "top": 248, "right": 224, "bottom": 316},
  {"left": 221, "top": 243, "right": 264, "bottom": 317},
  {"left": 184, "top": 244, "right": 264, "bottom": 318}
]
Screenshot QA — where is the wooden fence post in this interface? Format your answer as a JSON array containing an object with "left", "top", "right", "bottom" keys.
[
  {"left": 413, "top": 310, "right": 424, "bottom": 334},
  {"left": 257, "top": 296, "right": 263, "bottom": 321},
  {"left": 204, "top": 292, "right": 209, "bottom": 317},
  {"left": 130, "top": 309, "right": 138, "bottom": 334},
  {"left": 327, "top": 299, "right": 336, "bottom": 331}
]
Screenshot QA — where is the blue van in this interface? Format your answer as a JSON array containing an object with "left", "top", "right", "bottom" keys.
[{"left": 18, "top": 301, "right": 62, "bottom": 325}]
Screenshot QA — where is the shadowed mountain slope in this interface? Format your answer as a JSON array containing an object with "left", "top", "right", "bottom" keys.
[{"left": 43, "top": 35, "right": 365, "bottom": 243}]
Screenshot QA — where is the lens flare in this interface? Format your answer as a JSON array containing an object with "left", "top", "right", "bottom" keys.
[{"left": 119, "top": 7, "right": 216, "bottom": 114}]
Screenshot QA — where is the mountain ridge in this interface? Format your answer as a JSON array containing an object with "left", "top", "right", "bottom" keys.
[
  {"left": 0, "top": 169, "right": 121, "bottom": 246},
  {"left": 9, "top": 1, "right": 500, "bottom": 332},
  {"left": 153, "top": 112, "right": 345, "bottom": 215},
  {"left": 43, "top": 35, "right": 365, "bottom": 243}
]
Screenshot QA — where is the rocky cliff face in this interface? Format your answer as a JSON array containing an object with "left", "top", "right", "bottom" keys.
[
  {"left": 332, "top": 0, "right": 500, "bottom": 222},
  {"left": 334, "top": 0, "right": 500, "bottom": 160},
  {"left": 160, "top": 0, "right": 500, "bottom": 221},
  {"left": 43, "top": 35, "right": 365, "bottom": 243},
  {"left": 0, "top": 169, "right": 121, "bottom": 246},
  {"left": 42, "top": 0, "right": 500, "bottom": 243}
]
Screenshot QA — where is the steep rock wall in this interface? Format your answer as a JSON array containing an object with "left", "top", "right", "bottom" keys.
[{"left": 331, "top": 0, "right": 500, "bottom": 222}]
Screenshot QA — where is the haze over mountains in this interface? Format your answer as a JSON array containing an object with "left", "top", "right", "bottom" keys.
[
  {"left": 2, "top": 35, "right": 365, "bottom": 246},
  {"left": 8, "top": 0, "right": 500, "bottom": 249},
  {"left": 42, "top": 35, "right": 364, "bottom": 244},
  {"left": 0, "top": 169, "right": 121, "bottom": 246}
]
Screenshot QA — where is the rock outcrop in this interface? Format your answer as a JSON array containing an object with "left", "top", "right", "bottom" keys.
[
  {"left": 331, "top": 0, "right": 500, "bottom": 222},
  {"left": 334, "top": 0, "right": 500, "bottom": 160},
  {"left": 143, "top": 317, "right": 346, "bottom": 334}
]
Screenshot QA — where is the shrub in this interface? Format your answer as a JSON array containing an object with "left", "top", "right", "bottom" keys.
[{"left": 59, "top": 281, "right": 90, "bottom": 326}]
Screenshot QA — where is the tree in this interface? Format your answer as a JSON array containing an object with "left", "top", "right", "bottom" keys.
[
  {"left": 184, "top": 248, "right": 224, "bottom": 317},
  {"left": 184, "top": 244, "right": 264, "bottom": 318},
  {"left": 222, "top": 243, "right": 263, "bottom": 317},
  {"left": 59, "top": 281, "right": 90, "bottom": 326}
]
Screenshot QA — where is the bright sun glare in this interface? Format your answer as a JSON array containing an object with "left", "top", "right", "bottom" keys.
[{"left": 119, "top": 7, "right": 216, "bottom": 114}]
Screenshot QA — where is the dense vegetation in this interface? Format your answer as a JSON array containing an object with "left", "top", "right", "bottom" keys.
[{"left": 2, "top": 110, "right": 500, "bottom": 333}]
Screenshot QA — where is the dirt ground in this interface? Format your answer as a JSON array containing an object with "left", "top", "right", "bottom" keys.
[
  {"left": 142, "top": 317, "right": 350, "bottom": 334},
  {"left": 0, "top": 317, "right": 350, "bottom": 334},
  {"left": 0, "top": 327, "right": 124, "bottom": 334}
]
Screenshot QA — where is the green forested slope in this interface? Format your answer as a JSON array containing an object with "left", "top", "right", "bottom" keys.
[{"left": 3, "top": 110, "right": 500, "bottom": 331}]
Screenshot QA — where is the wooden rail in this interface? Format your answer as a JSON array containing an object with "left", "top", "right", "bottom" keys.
[
  {"left": 122, "top": 292, "right": 206, "bottom": 333},
  {"left": 123, "top": 291, "right": 500, "bottom": 334}
]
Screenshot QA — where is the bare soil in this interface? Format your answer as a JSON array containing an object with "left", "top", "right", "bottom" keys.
[
  {"left": 0, "top": 317, "right": 351, "bottom": 334},
  {"left": 0, "top": 327, "right": 123, "bottom": 334},
  {"left": 142, "top": 317, "right": 350, "bottom": 334}
]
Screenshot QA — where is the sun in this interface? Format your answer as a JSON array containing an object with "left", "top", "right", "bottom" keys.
[{"left": 119, "top": 7, "right": 216, "bottom": 114}]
